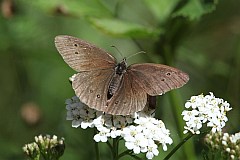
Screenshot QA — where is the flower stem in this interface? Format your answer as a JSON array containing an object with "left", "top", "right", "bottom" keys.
[
  {"left": 112, "top": 137, "right": 122, "bottom": 160},
  {"left": 117, "top": 150, "right": 132, "bottom": 159},
  {"left": 118, "top": 150, "right": 142, "bottom": 160},
  {"left": 168, "top": 91, "right": 196, "bottom": 159},
  {"left": 106, "top": 140, "right": 113, "bottom": 150},
  {"left": 129, "top": 154, "right": 143, "bottom": 160},
  {"left": 94, "top": 129, "right": 100, "bottom": 160},
  {"left": 112, "top": 138, "right": 117, "bottom": 160},
  {"left": 163, "top": 133, "right": 194, "bottom": 160},
  {"left": 94, "top": 140, "right": 100, "bottom": 160}
]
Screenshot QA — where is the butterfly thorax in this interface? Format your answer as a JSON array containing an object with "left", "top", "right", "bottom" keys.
[
  {"left": 115, "top": 58, "right": 127, "bottom": 75},
  {"left": 107, "top": 58, "right": 127, "bottom": 100}
]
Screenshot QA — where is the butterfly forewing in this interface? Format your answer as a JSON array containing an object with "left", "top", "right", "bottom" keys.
[
  {"left": 55, "top": 35, "right": 117, "bottom": 72},
  {"left": 104, "top": 71, "right": 147, "bottom": 115},
  {"left": 72, "top": 69, "right": 115, "bottom": 112},
  {"left": 128, "top": 63, "right": 189, "bottom": 96}
]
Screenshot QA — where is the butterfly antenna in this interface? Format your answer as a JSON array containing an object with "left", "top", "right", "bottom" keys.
[
  {"left": 111, "top": 45, "right": 124, "bottom": 59},
  {"left": 126, "top": 51, "right": 146, "bottom": 60}
]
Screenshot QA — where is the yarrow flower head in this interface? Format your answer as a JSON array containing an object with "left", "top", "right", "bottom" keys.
[
  {"left": 182, "top": 92, "right": 232, "bottom": 134},
  {"left": 205, "top": 131, "right": 240, "bottom": 159},
  {"left": 121, "top": 117, "right": 172, "bottom": 159},
  {"left": 65, "top": 96, "right": 173, "bottom": 159},
  {"left": 66, "top": 96, "right": 101, "bottom": 129},
  {"left": 23, "top": 135, "right": 65, "bottom": 160}
]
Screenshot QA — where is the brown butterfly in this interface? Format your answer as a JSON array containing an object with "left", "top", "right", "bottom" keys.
[{"left": 55, "top": 35, "right": 189, "bottom": 115}]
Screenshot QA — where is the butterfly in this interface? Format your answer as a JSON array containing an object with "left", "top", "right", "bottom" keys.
[{"left": 55, "top": 35, "right": 189, "bottom": 115}]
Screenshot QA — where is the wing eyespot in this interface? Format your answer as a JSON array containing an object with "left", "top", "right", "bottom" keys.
[
  {"left": 75, "top": 51, "right": 79, "bottom": 54},
  {"left": 97, "top": 94, "right": 101, "bottom": 98},
  {"left": 166, "top": 72, "right": 171, "bottom": 76},
  {"left": 89, "top": 90, "right": 93, "bottom": 93},
  {"left": 161, "top": 78, "right": 165, "bottom": 81},
  {"left": 115, "top": 101, "right": 119, "bottom": 105},
  {"left": 74, "top": 44, "right": 78, "bottom": 47}
]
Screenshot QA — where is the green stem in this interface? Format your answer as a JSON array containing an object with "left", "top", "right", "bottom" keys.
[
  {"left": 211, "top": 152, "right": 215, "bottom": 160},
  {"left": 94, "top": 140, "right": 100, "bottom": 160},
  {"left": 117, "top": 150, "right": 132, "bottom": 159},
  {"left": 118, "top": 150, "right": 142, "bottom": 160},
  {"left": 112, "top": 138, "right": 117, "bottom": 160},
  {"left": 94, "top": 129, "right": 100, "bottom": 160},
  {"left": 168, "top": 91, "right": 185, "bottom": 136},
  {"left": 129, "top": 154, "right": 143, "bottom": 160},
  {"left": 116, "top": 137, "right": 120, "bottom": 157},
  {"left": 163, "top": 133, "right": 194, "bottom": 160},
  {"left": 113, "top": 137, "right": 122, "bottom": 160},
  {"left": 106, "top": 140, "right": 113, "bottom": 150},
  {"left": 163, "top": 43, "right": 196, "bottom": 160}
]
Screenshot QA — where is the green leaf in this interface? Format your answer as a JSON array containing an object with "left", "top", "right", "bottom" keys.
[
  {"left": 88, "top": 18, "right": 162, "bottom": 38},
  {"left": 26, "top": 0, "right": 112, "bottom": 17},
  {"left": 143, "top": 0, "right": 180, "bottom": 23},
  {"left": 173, "top": 0, "right": 219, "bottom": 20}
]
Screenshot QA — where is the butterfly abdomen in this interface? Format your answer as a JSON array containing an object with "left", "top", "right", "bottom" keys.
[
  {"left": 107, "top": 74, "right": 123, "bottom": 100},
  {"left": 107, "top": 59, "right": 127, "bottom": 100}
]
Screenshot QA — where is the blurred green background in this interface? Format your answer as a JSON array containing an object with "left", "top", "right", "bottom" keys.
[{"left": 0, "top": 0, "right": 239, "bottom": 159}]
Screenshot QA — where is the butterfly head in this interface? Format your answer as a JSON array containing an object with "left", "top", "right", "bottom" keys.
[{"left": 115, "top": 58, "right": 127, "bottom": 75}]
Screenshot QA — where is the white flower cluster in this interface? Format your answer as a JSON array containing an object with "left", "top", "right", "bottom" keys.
[
  {"left": 222, "top": 132, "right": 240, "bottom": 159},
  {"left": 182, "top": 92, "right": 232, "bottom": 134},
  {"left": 122, "top": 117, "right": 173, "bottom": 159},
  {"left": 66, "top": 96, "right": 102, "bottom": 129},
  {"left": 23, "top": 135, "right": 65, "bottom": 159},
  {"left": 23, "top": 142, "right": 39, "bottom": 156},
  {"left": 66, "top": 96, "right": 173, "bottom": 159},
  {"left": 229, "top": 132, "right": 240, "bottom": 144},
  {"left": 205, "top": 131, "right": 240, "bottom": 159}
]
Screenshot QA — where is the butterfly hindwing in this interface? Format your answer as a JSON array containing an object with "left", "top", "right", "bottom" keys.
[
  {"left": 105, "top": 71, "right": 147, "bottom": 115},
  {"left": 128, "top": 63, "right": 189, "bottom": 96}
]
